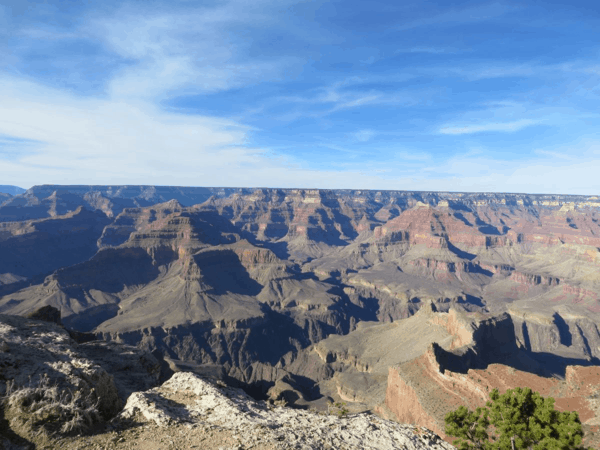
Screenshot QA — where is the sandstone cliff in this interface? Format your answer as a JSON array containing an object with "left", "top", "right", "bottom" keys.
[{"left": 383, "top": 311, "right": 600, "bottom": 447}]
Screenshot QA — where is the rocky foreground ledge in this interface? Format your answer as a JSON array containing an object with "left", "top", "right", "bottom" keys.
[
  {"left": 0, "top": 312, "right": 454, "bottom": 449},
  {"left": 115, "top": 371, "right": 454, "bottom": 450}
]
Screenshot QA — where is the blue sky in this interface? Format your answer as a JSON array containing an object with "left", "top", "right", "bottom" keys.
[{"left": 1, "top": 0, "right": 600, "bottom": 194}]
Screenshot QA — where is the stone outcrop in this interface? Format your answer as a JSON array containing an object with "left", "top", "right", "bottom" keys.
[
  {"left": 119, "top": 371, "right": 455, "bottom": 449},
  {"left": 510, "top": 271, "right": 560, "bottom": 286},
  {"left": 0, "top": 313, "right": 160, "bottom": 447},
  {"left": 0, "top": 314, "right": 119, "bottom": 414}
]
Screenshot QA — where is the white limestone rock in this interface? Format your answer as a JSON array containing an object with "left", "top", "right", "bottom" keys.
[
  {"left": 0, "top": 314, "right": 159, "bottom": 417},
  {"left": 0, "top": 314, "right": 121, "bottom": 419},
  {"left": 120, "top": 372, "right": 456, "bottom": 450}
]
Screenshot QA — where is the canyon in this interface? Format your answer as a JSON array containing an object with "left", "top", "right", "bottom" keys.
[{"left": 2, "top": 185, "right": 600, "bottom": 446}]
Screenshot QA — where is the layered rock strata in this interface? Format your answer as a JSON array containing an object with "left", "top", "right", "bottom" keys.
[
  {"left": 2, "top": 185, "right": 600, "bottom": 434},
  {"left": 382, "top": 308, "right": 600, "bottom": 447},
  {"left": 385, "top": 347, "right": 600, "bottom": 442}
]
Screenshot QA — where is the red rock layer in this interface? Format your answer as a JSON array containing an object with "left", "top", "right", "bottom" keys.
[{"left": 385, "top": 346, "right": 600, "bottom": 442}]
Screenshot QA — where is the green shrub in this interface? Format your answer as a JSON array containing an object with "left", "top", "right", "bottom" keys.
[
  {"left": 327, "top": 401, "right": 349, "bottom": 417},
  {"left": 445, "top": 387, "right": 586, "bottom": 450}
]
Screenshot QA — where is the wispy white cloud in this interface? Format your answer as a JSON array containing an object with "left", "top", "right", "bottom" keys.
[
  {"left": 83, "top": 3, "right": 300, "bottom": 101},
  {"left": 272, "top": 76, "right": 427, "bottom": 120},
  {"left": 394, "top": 150, "right": 432, "bottom": 162},
  {"left": 419, "top": 143, "right": 600, "bottom": 194},
  {"left": 18, "top": 28, "right": 79, "bottom": 40},
  {"left": 395, "top": 3, "right": 518, "bottom": 31},
  {"left": 397, "top": 47, "right": 460, "bottom": 54},
  {"left": 533, "top": 149, "right": 577, "bottom": 160},
  {"left": 439, "top": 119, "right": 538, "bottom": 135},
  {"left": 413, "top": 62, "right": 540, "bottom": 82},
  {"left": 436, "top": 60, "right": 600, "bottom": 83},
  {"left": 0, "top": 75, "right": 249, "bottom": 184},
  {"left": 327, "top": 94, "right": 382, "bottom": 112},
  {"left": 2, "top": 73, "right": 599, "bottom": 195},
  {"left": 352, "top": 129, "right": 376, "bottom": 142},
  {"left": 459, "top": 64, "right": 537, "bottom": 81},
  {"left": 359, "top": 55, "right": 377, "bottom": 64},
  {"left": 0, "top": 75, "right": 426, "bottom": 190}
]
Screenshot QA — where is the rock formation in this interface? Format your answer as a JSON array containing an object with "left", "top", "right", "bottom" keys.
[
  {"left": 0, "top": 313, "right": 452, "bottom": 449},
  {"left": 2, "top": 185, "right": 600, "bottom": 445},
  {"left": 381, "top": 309, "right": 600, "bottom": 447},
  {"left": 0, "top": 312, "right": 160, "bottom": 448},
  {"left": 115, "top": 371, "right": 455, "bottom": 450}
]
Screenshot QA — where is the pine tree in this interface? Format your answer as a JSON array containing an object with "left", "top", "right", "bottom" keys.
[
  {"left": 445, "top": 387, "right": 586, "bottom": 450},
  {"left": 444, "top": 405, "right": 490, "bottom": 450}
]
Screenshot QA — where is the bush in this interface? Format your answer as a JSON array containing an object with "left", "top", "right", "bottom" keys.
[
  {"left": 445, "top": 387, "right": 586, "bottom": 450},
  {"left": 327, "top": 401, "right": 349, "bottom": 417}
]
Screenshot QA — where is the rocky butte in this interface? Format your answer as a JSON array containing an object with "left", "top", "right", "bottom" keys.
[{"left": 2, "top": 185, "right": 600, "bottom": 447}]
